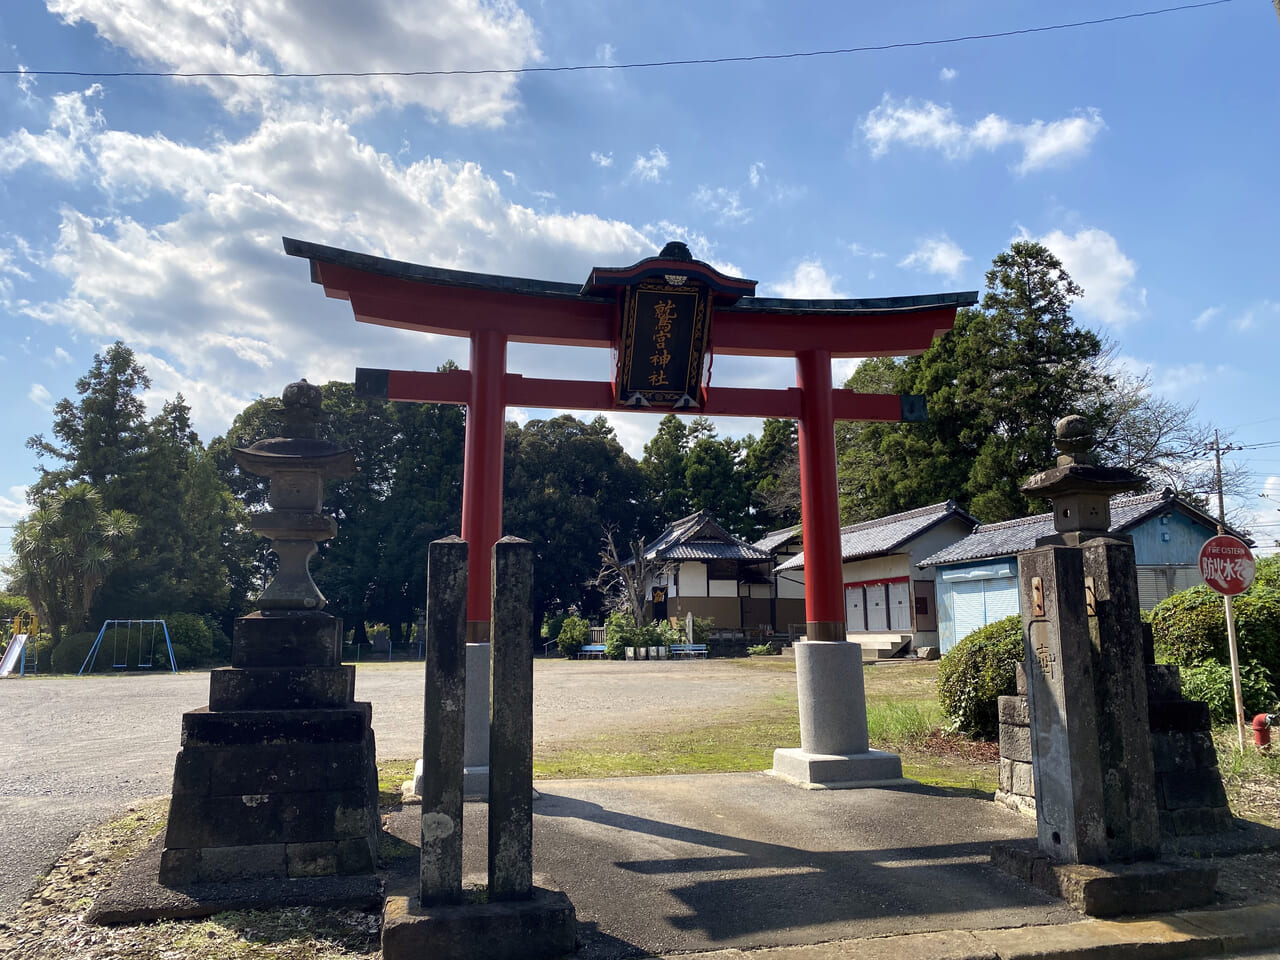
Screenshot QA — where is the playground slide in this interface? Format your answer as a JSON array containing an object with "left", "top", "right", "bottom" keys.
[{"left": 0, "top": 634, "right": 28, "bottom": 677}]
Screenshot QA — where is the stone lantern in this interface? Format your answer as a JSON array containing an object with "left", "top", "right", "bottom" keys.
[
  {"left": 159, "top": 380, "right": 379, "bottom": 888},
  {"left": 232, "top": 379, "right": 355, "bottom": 612}
]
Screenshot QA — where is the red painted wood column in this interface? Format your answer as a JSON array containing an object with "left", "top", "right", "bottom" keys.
[
  {"left": 462, "top": 328, "right": 507, "bottom": 643},
  {"left": 796, "top": 348, "right": 845, "bottom": 642}
]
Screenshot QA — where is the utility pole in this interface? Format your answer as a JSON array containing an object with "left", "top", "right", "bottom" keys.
[{"left": 1211, "top": 429, "right": 1247, "bottom": 750}]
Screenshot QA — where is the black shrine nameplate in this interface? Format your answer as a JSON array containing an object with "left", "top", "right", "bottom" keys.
[{"left": 616, "top": 277, "right": 712, "bottom": 408}]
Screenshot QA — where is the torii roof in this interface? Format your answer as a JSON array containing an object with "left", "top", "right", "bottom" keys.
[{"left": 283, "top": 237, "right": 978, "bottom": 359}]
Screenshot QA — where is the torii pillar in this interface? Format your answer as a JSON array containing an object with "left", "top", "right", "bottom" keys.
[{"left": 284, "top": 236, "right": 976, "bottom": 789}]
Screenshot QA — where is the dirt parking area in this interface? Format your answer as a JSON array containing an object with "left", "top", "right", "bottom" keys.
[{"left": 0, "top": 656, "right": 794, "bottom": 913}]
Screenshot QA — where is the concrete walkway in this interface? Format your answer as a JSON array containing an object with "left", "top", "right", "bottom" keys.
[{"left": 383, "top": 770, "right": 1280, "bottom": 960}]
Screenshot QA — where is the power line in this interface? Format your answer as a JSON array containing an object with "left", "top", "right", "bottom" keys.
[{"left": 0, "top": 0, "right": 1238, "bottom": 81}]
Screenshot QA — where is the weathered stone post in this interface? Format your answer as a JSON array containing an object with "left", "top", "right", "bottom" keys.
[
  {"left": 381, "top": 536, "right": 576, "bottom": 960},
  {"left": 992, "top": 416, "right": 1217, "bottom": 915},
  {"left": 420, "top": 537, "right": 469, "bottom": 905},
  {"left": 488, "top": 536, "right": 534, "bottom": 899},
  {"left": 159, "top": 380, "right": 379, "bottom": 887}
]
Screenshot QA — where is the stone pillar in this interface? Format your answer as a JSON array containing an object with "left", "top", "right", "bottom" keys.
[
  {"left": 420, "top": 537, "right": 468, "bottom": 906},
  {"left": 488, "top": 537, "right": 535, "bottom": 900}
]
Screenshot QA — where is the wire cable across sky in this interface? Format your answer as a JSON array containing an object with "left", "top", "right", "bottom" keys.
[{"left": 0, "top": 0, "right": 1239, "bottom": 81}]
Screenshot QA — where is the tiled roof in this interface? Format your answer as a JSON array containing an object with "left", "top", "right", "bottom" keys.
[
  {"left": 661, "top": 542, "right": 773, "bottom": 561},
  {"left": 642, "top": 510, "right": 772, "bottom": 563},
  {"left": 776, "top": 501, "right": 976, "bottom": 572},
  {"left": 754, "top": 525, "right": 801, "bottom": 554},
  {"left": 917, "top": 488, "right": 1242, "bottom": 567}
]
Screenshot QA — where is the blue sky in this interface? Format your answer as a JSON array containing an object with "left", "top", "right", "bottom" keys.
[{"left": 1, "top": 0, "right": 1278, "bottom": 568}]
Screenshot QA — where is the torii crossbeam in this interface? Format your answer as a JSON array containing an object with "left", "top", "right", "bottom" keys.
[{"left": 285, "top": 236, "right": 975, "bottom": 648}]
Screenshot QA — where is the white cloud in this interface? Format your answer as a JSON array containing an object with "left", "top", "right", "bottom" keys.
[
  {"left": 0, "top": 84, "right": 104, "bottom": 180},
  {"left": 862, "top": 95, "right": 1104, "bottom": 174},
  {"left": 502, "top": 170, "right": 517, "bottom": 185},
  {"left": 849, "top": 242, "right": 885, "bottom": 259},
  {"left": 28, "top": 383, "right": 52, "bottom": 409},
  {"left": 1036, "top": 227, "right": 1143, "bottom": 326},
  {"left": 45, "top": 0, "right": 541, "bottom": 125},
  {"left": 898, "top": 235, "right": 969, "bottom": 280},
  {"left": 47, "top": 346, "right": 73, "bottom": 366},
  {"left": 1231, "top": 300, "right": 1280, "bottom": 332},
  {"left": 692, "top": 186, "right": 750, "bottom": 225},
  {"left": 631, "top": 146, "right": 669, "bottom": 183},
  {"left": 939, "top": 67, "right": 957, "bottom": 82},
  {"left": 1193, "top": 306, "right": 1222, "bottom": 331},
  {"left": 748, "top": 161, "right": 765, "bottom": 188},
  {"left": 596, "top": 43, "right": 616, "bottom": 64},
  {"left": 0, "top": 485, "right": 31, "bottom": 529},
  {"left": 6, "top": 97, "right": 659, "bottom": 444},
  {"left": 767, "top": 260, "right": 845, "bottom": 299},
  {"left": 589, "top": 150, "right": 613, "bottom": 168}
]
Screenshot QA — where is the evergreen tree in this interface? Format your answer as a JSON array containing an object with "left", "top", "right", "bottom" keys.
[
  {"left": 641, "top": 414, "right": 691, "bottom": 523},
  {"left": 838, "top": 242, "right": 1110, "bottom": 523}
]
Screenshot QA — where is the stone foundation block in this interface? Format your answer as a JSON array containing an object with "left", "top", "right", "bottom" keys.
[
  {"left": 1160, "top": 769, "right": 1230, "bottom": 811},
  {"left": 286, "top": 838, "right": 377, "bottom": 878},
  {"left": 163, "top": 786, "right": 375, "bottom": 848},
  {"left": 180, "top": 704, "right": 373, "bottom": 747},
  {"left": 990, "top": 840, "right": 1217, "bottom": 917},
  {"left": 209, "top": 665, "right": 355, "bottom": 711},
  {"left": 999, "top": 722, "right": 1032, "bottom": 763},
  {"left": 381, "top": 885, "right": 576, "bottom": 960},
  {"left": 1149, "top": 699, "right": 1211, "bottom": 734},
  {"left": 1011, "top": 760, "right": 1034, "bottom": 797},
  {"left": 998, "top": 695, "right": 1029, "bottom": 726},
  {"left": 1152, "top": 731, "right": 1194, "bottom": 774},
  {"left": 771, "top": 747, "right": 906, "bottom": 789},
  {"left": 1146, "top": 664, "right": 1182, "bottom": 702},
  {"left": 999, "top": 757, "right": 1013, "bottom": 793},
  {"left": 232, "top": 611, "right": 341, "bottom": 668}
]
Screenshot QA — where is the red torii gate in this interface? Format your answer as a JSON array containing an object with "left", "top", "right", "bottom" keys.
[{"left": 284, "top": 237, "right": 976, "bottom": 648}]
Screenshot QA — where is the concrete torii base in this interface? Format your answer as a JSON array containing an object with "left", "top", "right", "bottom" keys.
[{"left": 770, "top": 640, "right": 909, "bottom": 789}]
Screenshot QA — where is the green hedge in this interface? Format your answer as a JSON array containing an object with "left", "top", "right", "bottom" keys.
[
  {"left": 937, "top": 614, "right": 1024, "bottom": 740},
  {"left": 1151, "top": 585, "right": 1280, "bottom": 680}
]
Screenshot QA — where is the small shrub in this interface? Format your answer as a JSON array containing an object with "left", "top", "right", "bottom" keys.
[
  {"left": 1180, "top": 660, "right": 1277, "bottom": 723},
  {"left": 555, "top": 614, "right": 589, "bottom": 658},
  {"left": 543, "top": 611, "right": 569, "bottom": 641},
  {"left": 50, "top": 631, "right": 99, "bottom": 674},
  {"left": 937, "top": 614, "right": 1024, "bottom": 740},
  {"left": 747, "top": 643, "right": 781, "bottom": 656},
  {"left": 603, "top": 611, "right": 634, "bottom": 659}
]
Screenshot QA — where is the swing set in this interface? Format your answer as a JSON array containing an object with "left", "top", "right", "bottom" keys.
[{"left": 79, "top": 619, "right": 177, "bottom": 675}]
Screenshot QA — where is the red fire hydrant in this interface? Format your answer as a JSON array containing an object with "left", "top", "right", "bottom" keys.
[{"left": 1253, "top": 713, "right": 1276, "bottom": 751}]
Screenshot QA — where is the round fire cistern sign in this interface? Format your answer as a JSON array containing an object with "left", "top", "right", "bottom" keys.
[{"left": 1198, "top": 534, "right": 1255, "bottom": 596}]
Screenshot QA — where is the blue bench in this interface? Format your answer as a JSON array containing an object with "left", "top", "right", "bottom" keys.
[
  {"left": 670, "top": 644, "right": 708, "bottom": 659},
  {"left": 578, "top": 644, "right": 607, "bottom": 659}
]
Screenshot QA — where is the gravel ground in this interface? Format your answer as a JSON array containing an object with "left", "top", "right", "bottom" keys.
[{"left": 0, "top": 658, "right": 791, "bottom": 914}]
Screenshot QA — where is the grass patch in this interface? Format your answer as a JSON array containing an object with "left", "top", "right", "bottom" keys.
[
  {"left": 534, "top": 706, "right": 801, "bottom": 779},
  {"left": 377, "top": 758, "right": 416, "bottom": 807},
  {"left": 866, "top": 700, "right": 941, "bottom": 749},
  {"left": 1214, "top": 727, "right": 1280, "bottom": 828}
]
